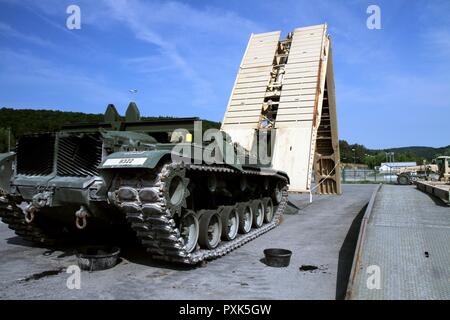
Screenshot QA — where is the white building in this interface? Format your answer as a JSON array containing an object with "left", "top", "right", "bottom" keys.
[{"left": 379, "top": 162, "right": 417, "bottom": 173}]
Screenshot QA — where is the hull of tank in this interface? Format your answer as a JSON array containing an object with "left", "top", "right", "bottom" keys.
[{"left": 0, "top": 129, "right": 289, "bottom": 264}]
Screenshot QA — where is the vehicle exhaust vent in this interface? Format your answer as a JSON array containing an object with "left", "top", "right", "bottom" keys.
[
  {"left": 16, "top": 134, "right": 55, "bottom": 176},
  {"left": 56, "top": 133, "right": 103, "bottom": 177}
]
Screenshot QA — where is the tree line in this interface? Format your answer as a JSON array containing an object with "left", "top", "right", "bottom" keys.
[
  {"left": 339, "top": 140, "right": 450, "bottom": 168},
  {"left": 1, "top": 108, "right": 448, "bottom": 167},
  {"left": 0, "top": 107, "right": 219, "bottom": 152}
]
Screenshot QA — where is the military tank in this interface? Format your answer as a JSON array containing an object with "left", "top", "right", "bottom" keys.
[{"left": 0, "top": 103, "right": 289, "bottom": 264}]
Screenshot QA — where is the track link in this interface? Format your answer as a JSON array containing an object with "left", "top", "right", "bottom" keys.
[
  {"left": 0, "top": 197, "right": 56, "bottom": 245},
  {"left": 113, "top": 162, "right": 288, "bottom": 264}
]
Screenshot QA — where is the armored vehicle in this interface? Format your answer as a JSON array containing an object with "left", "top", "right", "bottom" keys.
[
  {"left": 436, "top": 156, "right": 450, "bottom": 183},
  {"left": 0, "top": 103, "right": 289, "bottom": 264},
  {"left": 396, "top": 163, "right": 438, "bottom": 185},
  {"left": 397, "top": 156, "right": 450, "bottom": 185}
]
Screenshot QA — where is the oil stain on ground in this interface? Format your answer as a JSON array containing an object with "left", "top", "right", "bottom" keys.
[
  {"left": 299, "top": 264, "right": 329, "bottom": 273},
  {"left": 18, "top": 267, "right": 65, "bottom": 282}
]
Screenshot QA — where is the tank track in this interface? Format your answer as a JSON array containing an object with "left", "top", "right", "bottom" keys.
[
  {"left": 113, "top": 162, "right": 288, "bottom": 264},
  {"left": 0, "top": 196, "right": 57, "bottom": 245}
]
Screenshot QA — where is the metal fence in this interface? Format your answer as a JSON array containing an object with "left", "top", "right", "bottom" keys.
[{"left": 341, "top": 169, "right": 397, "bottom": 183}]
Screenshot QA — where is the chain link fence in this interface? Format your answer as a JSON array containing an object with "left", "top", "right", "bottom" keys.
[{"left": 341, "top": 169, "right": 397, "bottom": 184}]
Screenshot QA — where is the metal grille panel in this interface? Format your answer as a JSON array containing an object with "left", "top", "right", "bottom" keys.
[
  {"left": 56, "top": 133, "right": 102, "bottom": 177},
  {"left": 16, "top": 134, "right": 55, "bottom": 176}
]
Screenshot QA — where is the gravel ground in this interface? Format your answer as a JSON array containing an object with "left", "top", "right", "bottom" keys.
[{"left": 0, "top": 184, "right": 375, "bottom": 300}]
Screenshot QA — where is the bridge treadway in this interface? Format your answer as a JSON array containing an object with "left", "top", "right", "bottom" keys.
[{"left": 348, "top": 185, "right": 450, "bottom": 300}]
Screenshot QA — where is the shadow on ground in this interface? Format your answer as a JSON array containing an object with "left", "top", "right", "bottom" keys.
[
  {"left": 422, "top": 191, "right": 449, "bottom": 207},
  {"left": 335, "top": 203, "right": 367, "bottom": 300},
  {"left": 6, "top": 234, "right": 195, "bottom": 271},
  {"left": 119, "top": 246, "right": 198, "bottom": 271}
]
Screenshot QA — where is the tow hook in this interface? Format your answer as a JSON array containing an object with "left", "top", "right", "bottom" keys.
[
  {"left": 0, "top": 189, "right": 7, "bottom": 204},
  {"left": 75, "top": 206, "right": 89, "bottom": 230},
  {"left": 32, "top": 191, "right": 52, "bottom": 208},
  {"left": 23, "top": 191, "right": 53, "bottom": 224},
  {"left": 24, "top": 204, "right": 37, "bottom": 223}
]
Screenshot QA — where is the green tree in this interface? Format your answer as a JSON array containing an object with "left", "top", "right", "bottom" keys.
[{"left": 0, "top": 127, "right": 14, "bottom": 153}]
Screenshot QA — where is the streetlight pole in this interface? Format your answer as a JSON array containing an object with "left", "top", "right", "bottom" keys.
[
  {"left": 385, "top": 152, "right": 390, "bottom": 183},
  {"left": 352, "top": 148, "right": 356, "bottom": 181},
  {"left": 388, "top": 152, "right": 395, "bottom": 183},
  {"left": 7, "top": 127, "right": 11, "bottom": 152}
]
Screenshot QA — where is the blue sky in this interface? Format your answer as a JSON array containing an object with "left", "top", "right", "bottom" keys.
[{"left": 0, "top": 0, "right": 449, "bottom": 148}]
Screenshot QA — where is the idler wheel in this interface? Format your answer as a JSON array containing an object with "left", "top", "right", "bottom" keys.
[
  {"left": 161, "top": 163, "right": 190, "bottom": 216},
  {"left": 271, "top": 182, "right": 283, "bottom": 205}
]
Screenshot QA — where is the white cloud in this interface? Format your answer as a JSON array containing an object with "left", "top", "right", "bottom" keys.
[
  {"left": 96, "top": 0, "right": 262, "bottom": 108},
  {"left": 0, "top": 0, "right": 265, "bottom": 116},
  {"left": 0, "top": 22, "right": 55, "bottom": 47},
  {"left": 15, "top": 0, "right": 262, "bottom": 110}
]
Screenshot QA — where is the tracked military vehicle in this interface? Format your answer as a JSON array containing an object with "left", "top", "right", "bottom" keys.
[{"left": 0, "top": 103, "right": 289, "bottom": 264}]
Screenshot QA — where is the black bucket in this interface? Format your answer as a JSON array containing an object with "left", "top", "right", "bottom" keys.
[
  {"left": 76, "top": 246, "right": 121, "bottom": 271},
  {"left": 263, "top": 248, "right": 292, "bottom": 267}
]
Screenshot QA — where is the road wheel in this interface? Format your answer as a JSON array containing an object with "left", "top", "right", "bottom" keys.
[
  {"left": 198, "top": 211, "right": 222, "bottom": 249},
  {"left": 179, "top": 211, "right": 199, "bottom": 253},
  {"left": 220, "top": 206, "right": 239, "bottom": 241},
  {"left": 263, "top": 198, "right": 274, "bottom": 223},
  {"left": 252, "top": 200, "right": 264, "bottom": 228},
  {"left": 237, "top": 203, "right": 252, "bottom": 234}
]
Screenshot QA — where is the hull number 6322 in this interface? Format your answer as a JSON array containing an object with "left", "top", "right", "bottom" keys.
[{"left": 102, "top": 157, "right": 147, "bottom": 167}]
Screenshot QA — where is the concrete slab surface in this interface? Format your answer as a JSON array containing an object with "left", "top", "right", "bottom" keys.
[{"left": 0, "top": 184, "right": 374, "bottom": 300}]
